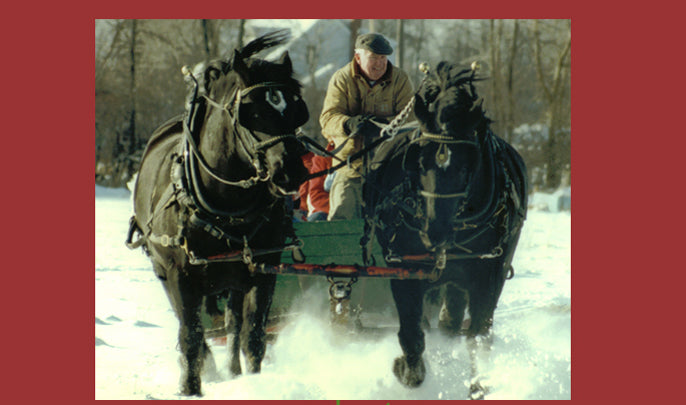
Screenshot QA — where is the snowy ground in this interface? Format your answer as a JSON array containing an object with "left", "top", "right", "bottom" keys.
[{"left": 95, "top": 185, "right": 571, "bottom": 400}]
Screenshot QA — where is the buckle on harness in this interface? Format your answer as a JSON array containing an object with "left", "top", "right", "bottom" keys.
[
  {"left": 125, "top": 216, "right": 145, "bottom": 250},
  {"left": 242, "top": 236, "right": 256, "bottom": 272}
]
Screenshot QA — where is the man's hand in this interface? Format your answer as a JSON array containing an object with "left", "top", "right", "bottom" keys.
[{"left": 343, "top": 114, "right": 375, "bottom": 136}]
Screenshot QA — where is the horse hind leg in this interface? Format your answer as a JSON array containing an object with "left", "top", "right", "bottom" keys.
[
  {"left": 199, "top": 339, "right": 222, "bottom": 382},
  {"left": 437, "top": 283, "right": 468, "bottom": 337},
  {"left": 421, "top": 287, "right": 441, "bottom": 331},
  {"left": 390, "top": 279, "right": 427, "bottom": 388}
]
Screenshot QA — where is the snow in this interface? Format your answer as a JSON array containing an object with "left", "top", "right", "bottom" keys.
[
  {"left": 529, "top": 186, "right": 571, "bottom": 212},
  {"left": 95, "top": 185, "right": 571, "bottom": 400}
]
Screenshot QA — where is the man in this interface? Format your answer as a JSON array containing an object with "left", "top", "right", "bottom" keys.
[{"left": 320, "top": 33, "right": 415, "bottom": 220}]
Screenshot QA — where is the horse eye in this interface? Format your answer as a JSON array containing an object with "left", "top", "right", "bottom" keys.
[
  {"left": 265, "top": 89, "right": 287, "bottom": 114},
  {"left": 270, "top": 92, "right": 280, "bottom": 104}
]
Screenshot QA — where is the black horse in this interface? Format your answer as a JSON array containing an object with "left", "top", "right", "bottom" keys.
[
  {"left": 126, "top": 31, "right": 309, "bottom": 396},
  {"left": 364, "top": 62, "right": 528, "bottom": 398}
]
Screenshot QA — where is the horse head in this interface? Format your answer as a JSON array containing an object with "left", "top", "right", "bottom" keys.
[
  {"left": 411, "top": 62, "right": 491, "bottom": 250},
  {"left": 191, "top": 30, "right": 309, "bottom": 198}
]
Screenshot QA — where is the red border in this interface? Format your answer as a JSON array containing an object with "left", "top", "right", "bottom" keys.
[{"left": 14, "top": 0, "right": 667, "bottom": 403}]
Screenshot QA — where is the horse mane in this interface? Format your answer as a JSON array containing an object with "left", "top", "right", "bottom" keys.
[
  {"left": 183, "top": 30, "right": 300, "bottom": 119},
  {"left": 235, "top": 29, "right": 290, "bottom": 61},
  {"left": 417, "top": 61, "right": 491, "bottom": 136},
  {"left": 225, "top": 29, "right": 302, "bottom": 92}
]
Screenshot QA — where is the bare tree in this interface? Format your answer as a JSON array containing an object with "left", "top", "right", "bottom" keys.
[
  {"left": 95, "top": 19, "right": 570, "bottom": 190},
  {"left": 533, "top": 20, "right": 571, "bottom": 189},
  {"left": 368, "top": 19, "right": 376, "bottom": 33},
  {"left": 238, "top": 19, "right": 246, "bottom": 49},
  {"left": 488, "top": 20, "right": 506, "bottom": 137},
  {"left": 127, "top": 20, "right": 137, "bottom": 155},
  {"left": 201, "top": 19, "right": 221, "bottom": 59},
  {"left": 396, "top": 19, "right": 405, "bottom": 69},
  {"left": 487, "top": 19, "right": 522, "bottom": 142},
  {"left": 504, "top": 19, "right": 520, "bottom": 142},
  {"left": 349, "top": 19, "right": 361, "bottom": 60}
]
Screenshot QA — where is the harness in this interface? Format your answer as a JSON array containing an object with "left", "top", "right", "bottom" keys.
[
  {"left": 361, "top": 128, "right": 527, "bottom": 281},
  {"left": 126, "top": 69, "right": 305, "bottom": 269}
]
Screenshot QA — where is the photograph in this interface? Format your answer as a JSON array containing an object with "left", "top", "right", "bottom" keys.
[{"left": 95, "top": 18, "right": 571, "bottom": 400}]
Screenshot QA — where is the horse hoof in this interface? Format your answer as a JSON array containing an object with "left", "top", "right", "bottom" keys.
[
  {"left": 180, "top": 382, "right": 202, "bottom": 397},
  {"left": 469, "top": 381, "right": 489, "bottom": 400},
  {"left": 393, "top": 355, "right": 426, "bottom": 388},
  {"left": 229, "top": 363, "right": 242, "bottom": 378},
  {"left": 178, "top": 368, "right": 203, "bottom": 396}
]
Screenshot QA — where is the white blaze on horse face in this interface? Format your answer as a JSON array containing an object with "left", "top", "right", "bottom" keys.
[
  {"left": 436, "top": 147, "right": 452, "bottom": 170},
  {"left": 266, "top": 89, "right": 287, "bottom": 116}
]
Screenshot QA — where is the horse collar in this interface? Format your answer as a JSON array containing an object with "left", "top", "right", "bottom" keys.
[{"left": 419, "top": 130, "right": 479, "bottom": 145}]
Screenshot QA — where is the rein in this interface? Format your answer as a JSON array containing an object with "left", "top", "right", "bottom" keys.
[
  {"left": 301, "top": 68, "right": 423, "bottom": 183},
  {"left": 301, "top": 100, "right": 418, "bottom": 182}
]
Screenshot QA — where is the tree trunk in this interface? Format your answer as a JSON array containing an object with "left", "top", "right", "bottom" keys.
[
  {"left": 533, "top": 20, "right": 571, "bottom": 189},
  {"left": 349, "top": 19, "right": 361, "bottom": 60},
  {"left": 488, "top": 20, "right": 505, "bottom": 138},
  {"left": 504, "top": 19, "right": 520, "bottom": 143},
  {"left": 202, "top": 19, "right": 222, "bottom": 59},
  {"left": 128, "top": 19, "right": 137, "bottom": 157},
  {"left": 396, "top": 19, "right": 405, "bottom": 69},
  {"left": 238, "top": 19, "right": 246, "bottom": 49}
]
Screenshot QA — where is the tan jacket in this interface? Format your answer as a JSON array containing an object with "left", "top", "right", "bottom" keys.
[{"left": 319, "top": 60, "right": 414, "bottom": 177}]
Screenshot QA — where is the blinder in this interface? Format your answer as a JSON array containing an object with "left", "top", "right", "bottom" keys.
[{"left": 236, "top": 83, "right": 309, "bottom": 135}]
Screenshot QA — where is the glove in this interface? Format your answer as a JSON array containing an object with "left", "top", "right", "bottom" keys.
[{"left": 343, "top": 114, "right": 375, "bottom": 136}]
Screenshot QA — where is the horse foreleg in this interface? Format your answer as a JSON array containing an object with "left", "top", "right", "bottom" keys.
[
  {"left": 240, "top": 275, "right": 276, "bottom": 373},
  {"left": 464, "top": 268, "right": 503, "bottom": 400},
  {"left": 175, "top": 280, "right": 206, "bottom": 396},
  {"left": 226, "top": 290, "right": 244, "bottom": 377},
  {"left": 390, "top": 279, "right": 426, "bottom": 388},
  {"left": 466, "top": 334, "right": 492, "bottom": 400}
]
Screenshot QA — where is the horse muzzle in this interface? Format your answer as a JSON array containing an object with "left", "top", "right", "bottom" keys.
[{"left": 267, "top": 158, "right": 308, "bottom": 197}]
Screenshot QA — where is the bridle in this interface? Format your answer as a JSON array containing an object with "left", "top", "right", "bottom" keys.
[
  {"left": 412, "top": 131, "right": 479, "bottom": 200},
  {"left": 184, "top": 70, "right": 303, "bottom": 190},
  {"left": 358, "top": 62, "right": 521, "bottom": 280}
]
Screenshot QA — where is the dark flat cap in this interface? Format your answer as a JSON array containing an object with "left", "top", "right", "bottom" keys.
[{"left": 355, "top": 33, "right": 393, "bottom": 55}]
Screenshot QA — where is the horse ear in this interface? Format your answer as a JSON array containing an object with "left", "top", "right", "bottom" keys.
[
  {"left": 414, "top": 93, "right": 431, "bottom": 127},
  {"left": 231, "top": 49, "right": 250, "bottom": 84},
  {"left": 203, "top": 63, "right": 222, "bottom": 93},
  {"left": 278, "top": 51, "right": 293, "bottom": 72},
  {"left": 436, "top": 62, "right": 450, "bottom": 81}
]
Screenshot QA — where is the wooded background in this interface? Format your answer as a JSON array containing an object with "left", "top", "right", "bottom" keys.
[{"left": 95, "top": 19, "right": 570, "bottom": 191}]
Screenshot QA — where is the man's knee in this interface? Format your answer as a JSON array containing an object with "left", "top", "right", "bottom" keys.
[{"left": 328, "top": 176, "right": 362, "bottom": 220}]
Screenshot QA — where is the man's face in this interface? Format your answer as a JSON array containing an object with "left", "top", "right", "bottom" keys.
[{"left": 355, "top": 49, "right": 388, "bottom": 81}]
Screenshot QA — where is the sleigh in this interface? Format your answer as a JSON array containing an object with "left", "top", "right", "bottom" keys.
[{"left": 201, "top": 218, "right": 439, "bottom": 337}]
